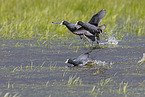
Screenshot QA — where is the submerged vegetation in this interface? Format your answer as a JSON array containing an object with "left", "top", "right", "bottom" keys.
[{"left": 0, "top": 0, "right": 145, "bottom": 41}]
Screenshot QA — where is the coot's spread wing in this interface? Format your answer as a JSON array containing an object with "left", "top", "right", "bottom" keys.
[
  {"left": 89, "top": 8, "right": 106, "bottom": 26},
  {"left": 73, "top": 27, "right": 85, "bottom": 35},
  {"left": 77, "top": 28, "right": 96, "bottom": 41},
  {"left": 79, "top": 22, "right": 100, "bottom": 34},
  {"left": 74, "top": 27, "right": 93, "bottom": 35},
  {"left": 74, "top": 27, "right": 95, "bottom": 41}
]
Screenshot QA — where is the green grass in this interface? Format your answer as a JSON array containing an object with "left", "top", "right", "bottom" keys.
[{"left": 0, "top": 0, "right": 145, "bottom": 40}]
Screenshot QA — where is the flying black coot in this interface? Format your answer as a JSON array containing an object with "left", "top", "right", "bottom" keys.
[{"left": 52, "top": 8, "right": 106, "bottom": 44}]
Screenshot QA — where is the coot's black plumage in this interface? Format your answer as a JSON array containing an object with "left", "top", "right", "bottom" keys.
[
  {"left": 76, "top": 21, "right": 105, "bottom": 34},
  {"left": 52, "top": 8, "right": 106, "bottom": 43},
  {"left": 88, "top": 8, "right": 106, "bottom": 26},
  {"left": 75, "top": 8, "right": 106, "bottom": 43},
  {"left": 52, "top": 21, "right": 95, "bottom": 42},
  {"left": 76, "top": 21, "right": 106, "bottom": 42},
  {"left": 65, "top": 51, "right": 92, "bottom": 66}
]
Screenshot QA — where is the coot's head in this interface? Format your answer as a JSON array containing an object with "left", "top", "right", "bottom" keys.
[
  {"left": 76, "top": 21, "right": 83, "bottom": 25},
  {"left": 60, "top": 21, "right": 68, "bottom": 25},
  {"left": 65, "top": 59, "right": 69, "bottom": 63},
  {"left": 65, "top": 59, "right": 73, "bottom": 64}
]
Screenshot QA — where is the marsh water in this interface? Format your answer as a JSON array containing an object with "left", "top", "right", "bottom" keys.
[{"left": 0, "top": 35, "right": 145, "bottom": 97}]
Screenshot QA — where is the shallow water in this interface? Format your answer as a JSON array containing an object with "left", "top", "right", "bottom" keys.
[{"left": 0, "top": 35, "right": 145, "bottom": 97}]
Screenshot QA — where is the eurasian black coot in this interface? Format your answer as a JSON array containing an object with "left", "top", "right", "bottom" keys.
[
  {"left": 65, "top": 51, "right": 92, "bottom": 66},
  {"left": 52, "top": 8, "right": 106, "bottom": 44}
]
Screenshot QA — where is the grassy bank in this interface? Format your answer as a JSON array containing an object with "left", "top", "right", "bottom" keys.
[{"left": 0, "top": 0, "right": 145, "bottom": 40}]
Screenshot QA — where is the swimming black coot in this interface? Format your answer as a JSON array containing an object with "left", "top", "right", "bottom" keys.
[{"left": 65, "top": 51, "right": 92, "bottom": 66}]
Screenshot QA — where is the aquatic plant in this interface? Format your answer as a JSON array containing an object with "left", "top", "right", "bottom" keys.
[
  {"left": 3, "top": 92, "right": 21, "bottom": 97},
  {"left": 118, "top": 81, "right": 128, "bottom": 95},
  {"left": 91, "top": 85, "right": 96, "bottom": 94},
  {"left": 99, "top": 78, "right": 112, "bottom": 87},
  {"left": 67, "top": 75, "right": 82, "bottom": 86},
  {"left": 138, "top": 53, "right": 145, "bottom": 65}
]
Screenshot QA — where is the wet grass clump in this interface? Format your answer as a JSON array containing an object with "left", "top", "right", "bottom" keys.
[{"left": 0, "top": 0, "right": 145, "bottom": 41}]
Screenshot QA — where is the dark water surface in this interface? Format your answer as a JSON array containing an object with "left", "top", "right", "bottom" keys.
[{"left": 0, "top": 36, "right": 145, "bottom": 97}]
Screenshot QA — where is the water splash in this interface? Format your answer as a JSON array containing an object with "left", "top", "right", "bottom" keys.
[
  {"left": 107, "top": 36, "right": 119, "bottom": 45},
  {"left": 94, "top": 60, "right": 106, "bottom": 66},
  {"left": 99, "top": 32, "right": 120, "bottom": 47},
  {"left": 93, "top": 60, "right": 114, "bottom": 69}
]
